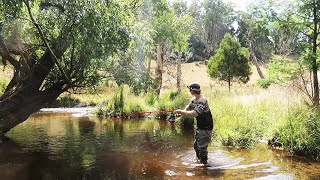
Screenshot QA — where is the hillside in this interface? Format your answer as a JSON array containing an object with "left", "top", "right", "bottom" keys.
[
  {"left": 151, "top": 61, "right": 266, "bottom": 90},
  {"left": 1, "top": 62, "right": 265, "bottom": 92}
]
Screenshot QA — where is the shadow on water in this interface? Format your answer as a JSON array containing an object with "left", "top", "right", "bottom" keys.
[{"left": 0, "top": 109, "right": 319, "bottom": 179}]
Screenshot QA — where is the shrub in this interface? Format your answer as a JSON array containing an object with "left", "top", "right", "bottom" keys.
[
  {"left": 272, "top": 108, "right": 320, "bottom": 161},
  {"left": 50, "top": 96, "right": 80, "bottom": 107},
  {"left": 257, "top": 79, "right": 272, "bottom": 89},
  {"left": 123, "top": 101, "right": 146, "bottom": 117},
  {"left": 156, "top": 90, "right": 189, "bottom": 119}
]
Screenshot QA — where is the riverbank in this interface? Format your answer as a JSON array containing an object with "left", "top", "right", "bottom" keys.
[{"left": 55, "top": 82, "right": 319, "bottom": 161}]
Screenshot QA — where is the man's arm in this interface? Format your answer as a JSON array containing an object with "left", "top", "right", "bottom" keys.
[{"left": 175, "top": 109, "right": 198, "bottom": 117}]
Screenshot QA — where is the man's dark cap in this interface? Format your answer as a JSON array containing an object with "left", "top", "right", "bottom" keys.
[{"left": 187, "top": 82, "right": 201, "bottom": 91}]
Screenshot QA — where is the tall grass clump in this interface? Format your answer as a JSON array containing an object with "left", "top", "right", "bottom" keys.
[
  {"left": 145, "top": 92, "right": 157, "bottom": 105},
  {"left": 95, "top": 85, "right": 149, "bottom": 117},
  {"left": 209, "top": 85, "right": 299, "bottom": 148},
  {"left": 96, "top": 85, "right": 124, "bottom": 117},
  {"left": 272, "top": 107, "right": 320, "bottom": 161},
  {"left": 156, "top": 90, "right": 190, "bottom": 118}
]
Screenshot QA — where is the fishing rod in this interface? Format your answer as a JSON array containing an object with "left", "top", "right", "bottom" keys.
[{"left": 99, "top": 109, "right": 175, "bottom": 131}]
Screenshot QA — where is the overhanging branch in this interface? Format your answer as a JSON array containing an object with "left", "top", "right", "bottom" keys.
[
  {"left": 24, "top": 0, "right": 71, "bottom": 86},
  {"left": 0, "top": 35, "right": 20, "bottom": 68}
]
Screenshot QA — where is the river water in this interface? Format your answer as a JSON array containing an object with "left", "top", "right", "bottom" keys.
[{"left": 0, "top": 108, "right": 319, "bottom": 179}]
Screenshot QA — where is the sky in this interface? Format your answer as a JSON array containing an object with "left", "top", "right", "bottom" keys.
[{"left": 222, "top": 0, "right": 256, "bottom": 11}]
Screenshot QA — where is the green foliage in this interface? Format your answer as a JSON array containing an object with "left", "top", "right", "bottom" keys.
[
  {"left": 52, "top": 96, "right": 80, "bottom": 108},
  {"left": 155, "top": 90, "right": 189, "bottom": 119},
  {"left": 145, "top": 92, "right": 157, "bottom": 105},
  {"left": 257, "top": 79, "right": 272, "bottom": 89},
  {"left": 1, "top": 0, "right": 132, "bottom": 90},
  {"left": 113, "top": 85, "right": 124, "bottom": 115},
  {"left": 213, "top": 99, "right": 267, "bottom": 147},
  {"left": 95, "top": 85, "right": 149, "bottom": 117},
  {"left": 156, "top": 90, "right": 189, "bottom": 111},
  {"left": 207, "top": 33, "right": 251, "bottom": 88},
  {"left": 123, "top": 101, "right": 146, "bottom": 116},
  {"left": 237, "top": 11, "right": 273, "bottom": 61},
  {"left": 130, "top": 75, "right": 157, "bottom": 96},
  {"left": 272, "top": 108, "right": 320, "bottom": 161},
  {"left": 266, "top": 55, "right": 301, "bottom": 83},
  {"left": 97, "top": 85, "right": 124, "bottom": 116},
  {"left": 203, "top": 0, "right": 234, "bottom": 54}
]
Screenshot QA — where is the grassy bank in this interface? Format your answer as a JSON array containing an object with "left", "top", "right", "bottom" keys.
[{"left": 203, "top": 83, "right": 319, "bottom": 161}]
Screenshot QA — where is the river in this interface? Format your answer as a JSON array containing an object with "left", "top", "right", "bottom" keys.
[{"left": 0, "top": 108, "right": 319, "bottom": 179}]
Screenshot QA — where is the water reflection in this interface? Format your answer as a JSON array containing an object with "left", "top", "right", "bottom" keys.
[{"left": 0, "top": 111, "right": 319, "bottom": 179}]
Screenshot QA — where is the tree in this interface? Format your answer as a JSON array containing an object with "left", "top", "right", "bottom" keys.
[
  {"left": 297, "top": 0, "right": 320, "bottom": 106},
  {"left": 207, "top": 33, "right": 251, "bottom": 91},
  {"left": 0, "top": 0, "right": 132, "bottom": 139},
  {"left": 142, "top": 0, "right": 192, "bottom": 95},
  {"left": 187, "top": 0, "right": 207, "bottom": 61},
  {"left": 203, "top": 0, "right": 234, "bottom": 56},
  {"left": 266, "top": 0, "right": 320, "bottom": 106},
  {"left": 171, "top": 0, "right": 193, "bottom": 92}
]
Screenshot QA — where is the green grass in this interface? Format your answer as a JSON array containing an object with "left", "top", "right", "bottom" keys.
[
  {"left": 202, "top": 83, "right": 319, "bottom": 160},
  {"left": 95, "top": 85, "right": 151, "bottom": 117},
  {"left": 273, "top": 107, "right": 320, "bottom": 160}
]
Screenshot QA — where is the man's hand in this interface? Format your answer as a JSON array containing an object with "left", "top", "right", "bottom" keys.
[
  {"left": 175, "top": 109, "right": 198, "bottom": 117},
  {"left": 174, "top": 109, "right": 184, "bottom": 115}
]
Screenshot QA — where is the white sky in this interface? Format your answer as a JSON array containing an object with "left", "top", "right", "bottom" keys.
[{"left": 222, "top": 0, "right": 255, "bottom": 11}]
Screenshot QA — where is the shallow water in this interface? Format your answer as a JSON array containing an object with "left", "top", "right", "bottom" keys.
[{"left": 0, "top": 108, "right": 319, "bottom": 179}]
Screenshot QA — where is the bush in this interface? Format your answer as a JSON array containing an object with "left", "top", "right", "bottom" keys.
[
  {"left": 124, "top": 101, "right": 146, "bottom": 117},
  {"left": 97, "top": 86, "right": 124, "bottom": 116},
  {"left": 50, "top": 96, "right": 80, "bottom": 107},
  {"left": 271, "top": 108, "right": 320, "bottom": 161},
  {"left": 257, "top": 79, "right": 272, "bottom": 89},
  {"left": 95, "top": 85, "right": 149, "bottom": 118},
  {"left": 156, "top": 90, "right": 189, "bottom": 119}
]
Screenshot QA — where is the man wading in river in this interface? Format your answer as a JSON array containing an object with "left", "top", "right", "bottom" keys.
[{"left": 175, "top": 82, "right": 213, "bottom": 164}]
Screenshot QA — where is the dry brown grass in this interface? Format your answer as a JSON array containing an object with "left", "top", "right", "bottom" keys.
[{"left": 150, "top": 60, "right": 266, "bottom": 91}]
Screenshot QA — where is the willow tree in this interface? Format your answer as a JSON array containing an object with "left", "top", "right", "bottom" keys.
[
  {"left": 207, "top": 33, "right": 251, "bottom": 91},
  {"left": 0, "top": 0, "right": 132, "bottom": 139}
]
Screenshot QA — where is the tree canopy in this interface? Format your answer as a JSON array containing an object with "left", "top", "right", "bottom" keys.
[
  {"left": 0, "top": 0, "right": 133, "bottom": 137},
  {"left": 207, "top": 33, "right": 251, "bottom": 90}
]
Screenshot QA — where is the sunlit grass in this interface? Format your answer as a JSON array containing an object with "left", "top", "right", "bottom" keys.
[
  {"left": 200, "top": 83, "right": 319, "bottom": 160},
  {"left": 202, "top": 84, "right": 302, "bottom": 147}
]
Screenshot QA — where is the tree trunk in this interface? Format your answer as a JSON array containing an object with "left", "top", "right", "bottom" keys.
[
  {"left": 0, "top": 87, "right": 63, "bottom": 139},
  {"left": 312, "top": 4, "right": 319, "bottom": 106},
  {"left": 155, "top": 44, "right": 164, "bottom": 95},
  {"left": 248, "top": 39, "right": 265, "bottom": 79},
  {"left": 176, "top": 57, "right": 181, "bottom": 92},
  {"left": 0, "top": 38, "right": 70, "bottom": 140}
]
